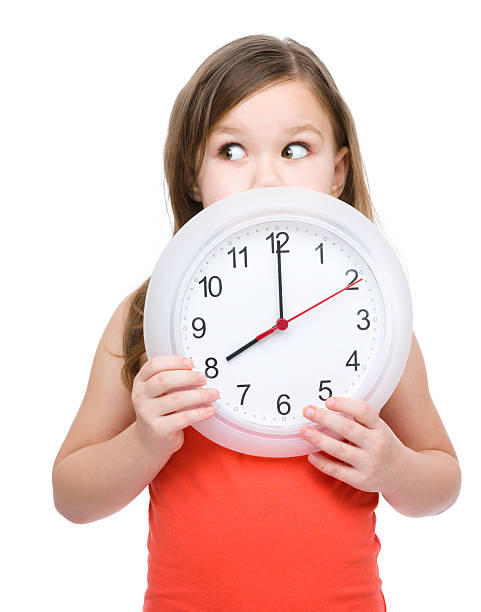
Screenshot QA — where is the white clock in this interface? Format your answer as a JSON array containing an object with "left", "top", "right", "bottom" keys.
[{"left": 144, "top": 187, "right": 412, "bottom": 458}]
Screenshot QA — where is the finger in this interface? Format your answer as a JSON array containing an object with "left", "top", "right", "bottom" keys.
[
  {"left": 300, "top": 425, "right": 362, "bottom": 467},
  {"left": 160, "top": 387, "right": 220, "bottom": 416},
  {"left": 308, "top": 451, "right": 358, "bottom": 486},
  {"left": 144, "top": 368, "right": 206, "bottom": 398},
  {"left": 325, "top": 397, "right": 380, "bottom": 429},
  {"left": 164, "top": 404, "right": 217, "bottom": 433},
  {"left": 302, "top": 404, "right": 366, "bottom": 447},
  {"left": 136, "top": 355, "right": 193, "bottom": 383}
]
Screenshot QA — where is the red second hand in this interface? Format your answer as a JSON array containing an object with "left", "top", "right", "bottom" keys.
[{"left": 256, "top": 277, "right": 363, "bottom": 341}]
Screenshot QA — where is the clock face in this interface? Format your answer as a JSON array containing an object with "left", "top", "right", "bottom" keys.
[
  {"left": 179, "top": 218, "right": 385, "bottom": 434},
  {"left": 144, "top": 186, "right": 412, "bottom": 457}
]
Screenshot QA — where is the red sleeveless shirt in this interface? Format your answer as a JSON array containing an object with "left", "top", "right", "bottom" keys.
[{"left": 143, "top": 426, "right": 386, "bottom": 612}]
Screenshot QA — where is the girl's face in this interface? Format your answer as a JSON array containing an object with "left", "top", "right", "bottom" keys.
[{"left": 192, "top": 79, "right": 349, "bottom": 208}]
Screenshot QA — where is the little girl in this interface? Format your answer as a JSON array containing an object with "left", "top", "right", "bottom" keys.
[{"left": 52, "top": 35, "right": 461, "bottom": 611}]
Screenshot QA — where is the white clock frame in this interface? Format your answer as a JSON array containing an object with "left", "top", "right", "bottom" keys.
[{"left": 144, "top": 187, "right": 412, "bottom": 458}]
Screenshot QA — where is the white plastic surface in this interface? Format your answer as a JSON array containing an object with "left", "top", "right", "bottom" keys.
[{"left": 144, "top": 187, "right": 412, "bottom": 457}]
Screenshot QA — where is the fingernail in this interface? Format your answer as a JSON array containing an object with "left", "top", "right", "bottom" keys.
[
  {"left": 325, "top": 398, "right": 335, "bottom": 409},
  {"left": 306, "top": 407, "right": 315, "bottom": 417}
]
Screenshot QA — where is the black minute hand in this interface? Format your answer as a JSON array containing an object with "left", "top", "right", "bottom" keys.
[{"left": 276, "top": 240, "right": 284, "bottom": 319}]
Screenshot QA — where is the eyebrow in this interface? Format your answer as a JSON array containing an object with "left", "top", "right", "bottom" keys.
[{"left": 212, "top": 123, "right": 324, "bottom": 138}]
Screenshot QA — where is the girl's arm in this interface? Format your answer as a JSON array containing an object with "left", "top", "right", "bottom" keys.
[
  {"left": 301, "top": 332, "right": 461, "bottom": 517},
  {"left": 52, "top": 294, "right": 170, "bottom": 524},
  {"left": 378, "top": 332, "right": 462, "bottom": 516},
  {"left": 53, "top": 422, "right": 170, "bottom": 524}
]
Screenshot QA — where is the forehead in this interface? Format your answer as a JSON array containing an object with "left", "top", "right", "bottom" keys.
[{"left": 210, "top": 80, "right": 334, "bottom": 140}]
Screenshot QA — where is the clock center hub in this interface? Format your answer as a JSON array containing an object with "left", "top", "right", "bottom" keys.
[{"left": 277, "top": 318, "right": 288, "bottom": 331}]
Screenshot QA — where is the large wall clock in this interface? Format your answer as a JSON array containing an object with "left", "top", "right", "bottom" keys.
[{"left": 144, "top": 187, "right": 412, "bottom": 457}]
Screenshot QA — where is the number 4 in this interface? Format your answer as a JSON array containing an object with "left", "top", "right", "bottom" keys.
[{"left": 346, "top": 350, "right": 360, "bottom": 371}]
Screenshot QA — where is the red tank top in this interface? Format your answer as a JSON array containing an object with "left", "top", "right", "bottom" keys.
[{"left": 143, "top": 426, "right": 386, "bottom": 612}]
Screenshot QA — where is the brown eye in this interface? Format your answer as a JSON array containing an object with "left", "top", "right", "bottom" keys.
[
  {"left": 219, "top": 143, "right": 244, "bottom": 161},
  {"left": 283, "top": 143, "right": 310, "bottom": 159}
]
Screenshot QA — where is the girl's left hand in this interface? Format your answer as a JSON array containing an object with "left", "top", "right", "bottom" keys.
[{"left": 300, "top": 397, "right": 406, "bottom": 494}]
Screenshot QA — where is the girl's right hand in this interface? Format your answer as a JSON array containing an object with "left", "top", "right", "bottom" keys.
[{"left": 131, "top": 355, "right": 219, "bottom": 458}]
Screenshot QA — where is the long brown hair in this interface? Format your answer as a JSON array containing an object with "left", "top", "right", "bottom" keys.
[{"left": 119, "top": 34, "right": 379, "bottom": 392}]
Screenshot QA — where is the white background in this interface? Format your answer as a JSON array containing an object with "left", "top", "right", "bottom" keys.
[{"left": 1, "top": 1, "right": 479, "bottom": 610}]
